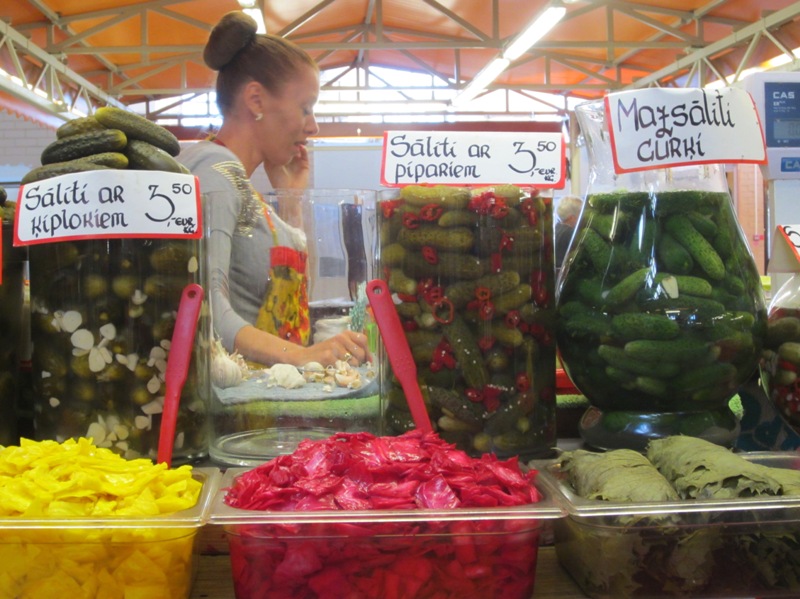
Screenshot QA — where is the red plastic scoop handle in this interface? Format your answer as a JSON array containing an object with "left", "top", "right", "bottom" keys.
[
  {"left": 157, "top": 283, "right": 204, "bottom": 467},
  {"left": 366, "top": 279, "right": 433, "bottom": 434}
]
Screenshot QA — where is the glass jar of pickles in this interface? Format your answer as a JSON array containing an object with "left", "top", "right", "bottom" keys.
[
  {"left": 29, "top": 238, "right": 207, "bottom": 463},
  {"left": 762, "top": 273, "right": 800, "bottom": 432},
  {"left": 0, "top": 208, "right": 25, "bottom": 446},
  {"left": 378, "top": 184, "right": 557, "bottom": 459},
  {"left": 556, "top": 99, "right": 767, "bottom": 450}
]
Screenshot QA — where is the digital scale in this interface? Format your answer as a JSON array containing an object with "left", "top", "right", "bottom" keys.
[
  {"left": 743, "top": 71, "right": 800, "bottom": 285},
  {"left": 737, "top": 72, "right": 800, "bottom": 453}
]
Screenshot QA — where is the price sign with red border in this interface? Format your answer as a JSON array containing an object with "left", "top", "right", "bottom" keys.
[
  {"left": 605, "top": 87, "right": 767, "bottom": 173},
  {"left": 14, "top": 170, "right": 201, "bottom": 246},
  {"left": 381, "top": 130, "right": 565, "bottom": 187}
]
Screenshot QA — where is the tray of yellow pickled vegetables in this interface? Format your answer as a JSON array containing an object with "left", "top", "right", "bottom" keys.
[{"left": 0, "top": 437, "right": 219, "bottom": 599}]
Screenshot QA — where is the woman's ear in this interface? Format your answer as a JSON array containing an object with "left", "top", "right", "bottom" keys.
[{"left": 242, "top": 81, "right": 266, "bottom": 120}]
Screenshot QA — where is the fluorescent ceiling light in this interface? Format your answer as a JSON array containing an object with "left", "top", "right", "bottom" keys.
[
  {"left": 237, "top": 0, "right": 257, "bottom": 7},
  {"left": 243, "top": 8, "right": 266, "bottom": 33},
  {"left": 503, "top": 4, "right": 566, "bottom": 61},
  {"left": 764, "top": 47, "right": 800, "bottom": 69},
  {"left": 451, "top": 2, "right": 565, "bottom": 108},
  {"left": 451, "top": 58, "right": 510, "bottom": 107}
]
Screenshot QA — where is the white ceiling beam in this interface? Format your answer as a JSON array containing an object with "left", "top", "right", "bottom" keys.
[
  {"left": 628, "top": 1, "right": 800, "bottom": 89},
  {"left": 0, "top": 19, "right": 123, "bottom": 121}
]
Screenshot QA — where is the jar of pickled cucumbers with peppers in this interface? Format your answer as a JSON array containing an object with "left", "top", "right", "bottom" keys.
[
  {"left": 29, "top": 238, "right": 208, "bottom": 463},
  {"left": 762, "top": 273, "right": 800, "bottom": 433},
  {"left": 378, "top": 184, "right": 557, "bottom": 459}
]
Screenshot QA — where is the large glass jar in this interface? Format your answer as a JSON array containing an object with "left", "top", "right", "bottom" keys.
[
  {"left": 377, "top": 184, "right": 557, "bottom": 459},
  {"left": 207, "top": 189, "right": 382, "bottom": 466},
  {"left": 762, "top": 273, "right": 800, "bottom": 433},
  {"left": 0, "top": 215, "right": 25, "bottom": 446},
  {"left": 556, "top": 99, "right": 767, "bottom": 451},
  {"left": 29, "top": 238, "right": 207, "bottom": 463}
]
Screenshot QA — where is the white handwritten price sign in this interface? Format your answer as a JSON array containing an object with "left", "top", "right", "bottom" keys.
[
  {"left": 380, "top": 131, "right": 565, "bottom": 187},
  {"left": 14, "top": 170, "right": 201, "bottom": 246},
  {"left": 605, "top": 87, "right": 767, "bottom": 173},
  {"left": 770, "top": 225, "right": 800, "bottom": 274}
]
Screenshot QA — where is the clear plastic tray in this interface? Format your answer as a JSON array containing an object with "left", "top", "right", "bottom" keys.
[
  {"left": 535, "top": 452, "right": 800, "bottom": 520},
  {"left": 534, "top": 451, "right": 800, "bottom": 599},
  {"left": 0, "top": 467, "right": 221, "bottom": 599},
  {"left": 210, "top": 467, "right": 565, "bottom": 599},
  {"left": 0, "top": 466, "right": 221, "bottom": 529}
]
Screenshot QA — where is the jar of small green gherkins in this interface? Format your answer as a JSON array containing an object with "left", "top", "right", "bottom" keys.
[
  {"left": 28, "top": 237, "right": 208, "bottom": 463},
  {"left": 556, "top": 99, "right": 767, "bottom": 451},
  {"left": 0, "top": 200, "right": 25, "bottom": 446},
  {"left": 378, "top": 184, "right": 557, "bottom": 460}
]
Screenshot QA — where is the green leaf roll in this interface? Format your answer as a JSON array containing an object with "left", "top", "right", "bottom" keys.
[
  {"left": 560, "top": 448, "right": 679, "bottom": 502},
  {"left": 646, "top": 436, "right": 783, "bottom": 499}
]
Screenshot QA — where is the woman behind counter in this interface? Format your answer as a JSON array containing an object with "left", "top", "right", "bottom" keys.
[{"left": 179, "top": 11, "right": 370, "bottom": 368}]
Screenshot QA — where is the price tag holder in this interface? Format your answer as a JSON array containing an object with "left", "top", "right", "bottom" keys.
[
  {"left": 770, "top": 225, "right": 800, "bottom": 273},
  {"left": 14, "top": 170, "right": 202, "bottom": 246},
  {"left": 380, "top": 130, "right": 565, "bottom": 187},
  {"left": 605, "top": 87, "right": 767, "bottom": 173}
]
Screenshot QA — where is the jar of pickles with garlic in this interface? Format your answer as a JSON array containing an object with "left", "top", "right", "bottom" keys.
[{"left": 28, "top": 237, "right": 207, "bottom": 463}]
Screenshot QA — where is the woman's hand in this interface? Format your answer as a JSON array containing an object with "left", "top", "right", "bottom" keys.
[
  {"left": 265, "top": 144, "right": 310, "bottom": 190},
  {"left": 235, "top": 326, "right": 371, "bottom": 368},
  {"left": 285, "top": 330, "right": 372, "bottom": 368}
]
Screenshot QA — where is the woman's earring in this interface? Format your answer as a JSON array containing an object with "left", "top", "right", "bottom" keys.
[{"left": 255, "top": 113, "right": 264, "bottom": 121}]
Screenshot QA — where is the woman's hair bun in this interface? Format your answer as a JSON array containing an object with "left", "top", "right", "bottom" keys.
[{"left": 204, "top": 11, "right": 258, "bottom": 71}]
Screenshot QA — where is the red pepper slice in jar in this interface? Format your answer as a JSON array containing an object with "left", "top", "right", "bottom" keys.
[
  {"left": 432, "top": 298, "right": 455, "bottom": 325},
  {"left": 421, "top": 245, "right": 439, "bottom": 265},
  {"left": 489, "top": 200, "right": 509, "bottom": 219},
  {"left": 402, "top": 212, "right": 421, "bottom": 229},
  {"left": 505, "top": 310, "right": 522, "bottom": 329},
  {"left": 478, "top": 335, "right": 496, "bottom": 352},
  {"left": 465, "top": 388, "right": 483, "bottom": 403},
  {"left": 424, "top": 285, "right": 444, "bottom": 304},
  {"left": 498, "top": 232, "right": 515, "bottom": 252},
  {"left": 417, "top": 277, "right": 435, "bottom": 297},
  {"left": 478, "top": 301, "right": 495, "bottom": 321},
  {"left": 419, "top": 203, "right": 444, "bottom": 221},
  {"left": 519, "top": 197, "right": 539, "bottom": 226},
  {"left": 475, "top": 286, "right": 492, "bottom": 302},
  {"left": 381, "top": 199, "right": 403, "bottom": 219}
]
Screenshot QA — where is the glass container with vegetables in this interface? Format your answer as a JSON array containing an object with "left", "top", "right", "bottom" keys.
[
  {"left": 28, "top": 237, "right": 207, "bottom": 462},
  {"left": 205, "top": 189, "right": 382, "bottom": 466},
  {"left": 18, "top": 112, "right": 207, "bottom": 463},
  {"left": 0, "top": 196, "right": 25, "bottom": 446},
  {"left": 557, "top": 93, "right": 768, "bottom": 450},
  {"left": 377, "top": 184, "right": 557, "bottom": 459},
  {"left": 762, "top": 269, "right": 800, "bottom": 433}
]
